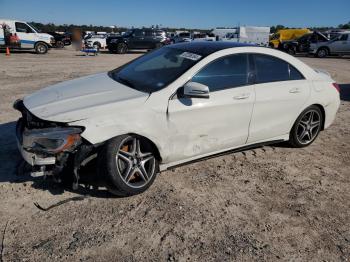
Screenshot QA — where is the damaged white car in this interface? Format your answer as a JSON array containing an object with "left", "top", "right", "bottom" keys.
[{"left": 14, "top": 42, "right": 340, "bottom": 196}]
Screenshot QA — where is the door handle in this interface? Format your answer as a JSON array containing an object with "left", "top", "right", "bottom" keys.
[
  {"left": 289, "top": 87, "right": 301, "bottom": 93},
  {"left": 233, "top": 93, "right": 250, "bottom": 100}
]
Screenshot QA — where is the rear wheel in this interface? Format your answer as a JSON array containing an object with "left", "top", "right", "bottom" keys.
[
  {"left": 316, "top": 48, "right": 328, "bottom": 58},
  {"left": 93, "top": 42, "right": 101, "bottom": 48},
  {"left": 35, "top": 42, "right": 48, "bottom": 54},
  {"left": 98, "top": 135, "right": 159, "bottom": 196},
  {"left": 116, "top": 43, "right": 128, "bottom": 54},
  {"left": 289, "top": 106, "right": 323, "bottom": 148},
  {"left": 287, "top": 47, "right": 296, "bottom": 55}
]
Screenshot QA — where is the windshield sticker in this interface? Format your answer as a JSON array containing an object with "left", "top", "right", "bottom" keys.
[{"left": 180, "top": 52, "right": 202, "bottom": 61}]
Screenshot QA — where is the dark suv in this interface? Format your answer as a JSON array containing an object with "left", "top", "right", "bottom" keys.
[{"left": 107, "top": 28, "right": 169, "bottom": 54}]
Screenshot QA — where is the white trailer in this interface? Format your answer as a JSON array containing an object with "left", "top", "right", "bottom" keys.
[{"left": 212, "top": 26, "right": 270, "bottom": 46}]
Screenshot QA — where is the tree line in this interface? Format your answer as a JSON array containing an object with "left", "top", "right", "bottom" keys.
[
  {"left": 29, "top": 21, "right": 350, "bottom": 34},
  {"left": 270, "top": 21, "right": 350, "bottom": 33}
]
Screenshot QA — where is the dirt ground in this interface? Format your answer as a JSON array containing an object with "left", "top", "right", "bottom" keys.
[{"left": 0, "top": 47, "right": 349, "bottom": 262}]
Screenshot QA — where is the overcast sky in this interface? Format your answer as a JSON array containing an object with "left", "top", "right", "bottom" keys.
[{"left": 0, "top": 0, "right": 349, "bottom": 29}]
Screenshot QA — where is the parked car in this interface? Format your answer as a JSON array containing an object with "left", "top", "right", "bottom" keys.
[
  {"left": 14, "top": 42, "right": 340, "bottom": 196},
  {"left": 85, "top": 34, "right": 107, "bottom": 49},
  {"left": 170, "top": 32, "right": 192, "bottom": 44},
  {"left": 0, "top": 19, "right": 54, "bottom": 54},
  {"left": 191, "top": 32, "right": 216, "bottom": 42},
  {"left": 309, "top": 32, "right": 350, "bottom": 58},
  {"left": 280, "top": 31, "right": 329, "bottom": 55},
  {"left": 269, "top": 29, "right": 311, "bottom": 48},
  {"left": 107, "top": 28, "right": 169, "bottom": 54},
  {"left": 47, "top": 32, "right": 71, "bottom": 48}
]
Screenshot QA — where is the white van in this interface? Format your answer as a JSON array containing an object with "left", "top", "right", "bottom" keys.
[{"left": 0, "top": 19, "right": 54, "bottom": 54}]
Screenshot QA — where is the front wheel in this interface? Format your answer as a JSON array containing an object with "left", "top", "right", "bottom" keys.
[
  {"left": 289, "top": 106, "right": 323, "bottom": 148},
  {"left": 35, "top": 42, "right": 48, "bottom": 54},
  {"left": 98, "top": 135, "right": 159, "bottom": 196},
  {"left": 316, "top": 48, "right": 328, "bottom": 58}
]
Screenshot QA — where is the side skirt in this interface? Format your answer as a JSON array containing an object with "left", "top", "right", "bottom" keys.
[{"left": 161, "top": 139, "right": 286, "bottom": 171}]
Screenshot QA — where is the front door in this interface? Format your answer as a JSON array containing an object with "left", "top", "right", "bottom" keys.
[
  {"left": 331, "top": 34, "right": 350, "bottom": 53},
  {"left": 15, "top": 22, "right": 36, "bottom": 48},
  {"left": 167, "top": 54, "right": 255, "bottom": 163},
  {"left": 129, "top": 29, "right": 146, "bottom": 49}
]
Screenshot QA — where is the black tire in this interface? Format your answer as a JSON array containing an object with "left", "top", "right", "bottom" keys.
[
  {"left": 316, "top": 47, "right": 328, "bottom": 58},
  {"left": 35, "top": 42, "right": 48, "bottom": 54},
  {"left": 287, "top": 47, "right": 296, "bottom": 55},
  {"left": 56, "top": 41, "right": 64, "bottom": 48},
  {"left": 116, "top": 43, "right": 128, "bottom": 54},
  {"left": 289, "top": 105, "right": 323, "bottom": 148},
  {"left": 93, "top": 42, "right": 101, "bottom": 48},
  {"left": 98, "top": 135, "right": 159, "bottom": 196}
]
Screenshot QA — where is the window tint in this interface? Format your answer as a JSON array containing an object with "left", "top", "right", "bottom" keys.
[
  {"left": 253, "top": 54, "right": 304, "bottom": 83},
  {"left": 289, "top": 65, "right": 304, "bottom": 80},
  {"left": 191, "top": 54, "right": 248, "bottom": 92},
  {"left": 144, "top": 30, "right": 153, "bottom": 37},
  {"left": 112, "top": 47, "right": 202, "bottom": 93},
  {"left": 254, "top": 54, "right": 290, "bottom": 83},
  {"left": 339, "top": 34, "right": 349, "bottom": 41},
  {"left": 15, "top": 22, "right": 33, "bottom": 33}
]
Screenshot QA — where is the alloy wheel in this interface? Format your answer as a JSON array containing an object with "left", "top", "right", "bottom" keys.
[
  {"left": 296, "top": 109, "right": 321, "bottom": 145},
  {"left": 116, "top": 137, "right": 155, "bottom": 188}
]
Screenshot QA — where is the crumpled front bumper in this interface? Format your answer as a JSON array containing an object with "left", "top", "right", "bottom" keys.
[{"left": 16, "top": 120, "right": 56, "bottom": 166}]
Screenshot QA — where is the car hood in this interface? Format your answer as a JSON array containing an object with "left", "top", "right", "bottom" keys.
[{"left": 23, "top": 73, "right": 149, "bottom": 123}]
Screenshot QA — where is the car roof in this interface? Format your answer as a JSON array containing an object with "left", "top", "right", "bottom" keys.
[{"left": 168, "top": 41, "right": 255, "bottom": 56}]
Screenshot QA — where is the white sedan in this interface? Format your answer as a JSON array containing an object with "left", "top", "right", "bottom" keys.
[{"left": 14, "top": 42, "right": 340, "bottom": 196}]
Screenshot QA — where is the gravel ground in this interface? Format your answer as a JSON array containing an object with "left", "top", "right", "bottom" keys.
[{"left": 0, "top": 47, "right": 349, "bottom": 262}]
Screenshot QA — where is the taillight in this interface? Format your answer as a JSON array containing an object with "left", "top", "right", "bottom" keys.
[{"left": 332, "top": 83, "right": 340, "bottom": 92}]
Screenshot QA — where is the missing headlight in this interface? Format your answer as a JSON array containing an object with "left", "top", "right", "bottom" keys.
[{"left": 22, "top": 127, "right": 82, "bottom": 155}]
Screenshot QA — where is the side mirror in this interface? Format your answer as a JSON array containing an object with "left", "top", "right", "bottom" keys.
[{"left": 183, "top": 82, "right": 210, "bottom": 99}]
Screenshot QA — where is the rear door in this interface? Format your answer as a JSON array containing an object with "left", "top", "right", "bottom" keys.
[
  {"left": 247, "top": 54, "right": 310, "bottom": 143},
  {"left": 167, "top": 54, "right": 255, "bottom": 162},
  {"left": 143, "top": 30, "right": 155, "bottom": 48},
  {"left": 330, "top": 34, "right": 350, "bottom": 53},
  {"left": 15, "top": 22, "right": 36, "bottom": 48}
]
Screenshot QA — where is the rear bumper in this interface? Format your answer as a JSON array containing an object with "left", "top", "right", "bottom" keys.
[{"left": 324, "top": 97, "right": 340, "bottom": 129}]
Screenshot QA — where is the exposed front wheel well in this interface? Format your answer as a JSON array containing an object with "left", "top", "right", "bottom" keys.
[{"left": 127, "top": 133, "right": 162, "bottom": 162}]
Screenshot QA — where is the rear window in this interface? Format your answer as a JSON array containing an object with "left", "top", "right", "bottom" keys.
[{"left": 253, "top": 54, "right": 304, "bottom": 83}]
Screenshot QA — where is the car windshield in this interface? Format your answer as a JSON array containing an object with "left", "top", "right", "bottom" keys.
[
  {"left": 110, "top": 47, "right": 203, "bottom": 93},
  {"left": 28, "top": 23, "right": 40, "bottom": 33}
]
